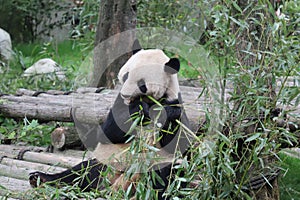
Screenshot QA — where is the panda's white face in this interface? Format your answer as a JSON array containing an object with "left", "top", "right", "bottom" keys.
[{"left": 118, "top": 49, "right": 180, "bottom": 104}]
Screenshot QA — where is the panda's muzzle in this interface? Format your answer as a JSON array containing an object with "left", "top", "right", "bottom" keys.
[
  {"left": 121, "top": 94, "right": 132, "bottom": 105},
  {"left": 121, "top": 94, "right": 153, "bottom": 105},
  {"left": 121, "top": 94, "right": 131, "bottom": 99}
]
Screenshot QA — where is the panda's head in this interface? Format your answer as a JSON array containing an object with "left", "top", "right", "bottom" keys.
[{"left": 118, "top": 49, "right": 180, "bottom": 104}]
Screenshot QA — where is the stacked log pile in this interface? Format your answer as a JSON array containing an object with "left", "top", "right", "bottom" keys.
[{"left": 0, "top": 144, "right": 90, "bottom": 199}]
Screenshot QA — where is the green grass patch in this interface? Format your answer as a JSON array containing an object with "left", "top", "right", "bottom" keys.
[
  {"left": 1, "top": 39, "right": 91, "bottom": 93},
  {"left": 279, "top": 151, "right": 300, "bottom": 200}
]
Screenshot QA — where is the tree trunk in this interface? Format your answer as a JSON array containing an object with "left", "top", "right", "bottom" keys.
[{"left": 91, "top": 0, "right": 137, "bottom": 88}]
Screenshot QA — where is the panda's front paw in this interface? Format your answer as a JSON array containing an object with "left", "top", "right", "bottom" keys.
[
  {"left": 129, "top": 99, "right": 150, "bottom": 119},
  {"left": 29, "top": 171, "right": 49, "bottom": 187},
  {"left": 164, "top": 105, "right": 182, "bottom": 120}
]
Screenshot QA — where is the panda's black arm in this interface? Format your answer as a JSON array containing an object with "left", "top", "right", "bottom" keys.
[
  {"left": 29, "top": 159, "right": 107, "bottom": 191},
  {"left": 164, "top": 104, "right": 182, "bottom": 120},
  {"left": 100, "top": 110, "right": 131, "bottom": 143},
  {"left": 162, "top": 97, "right": 184, "bottom": 120},
  {"left": 99, "top": 94, "right": 151, "bottom": 144}
]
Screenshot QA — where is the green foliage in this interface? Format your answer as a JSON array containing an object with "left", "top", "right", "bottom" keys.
[
  {"left": 0, "top": 1, "right": 68, "bottom": 42},
  {"left": 70, "top": 0, "right": 100, "bottom": 40},
  {"left": 279, "top": 152, "right": 300, "bottom": 200},
  {"left": 19, "top": 118, "right": 53, "bottom": 145},
  {"left": 1, "top": 184, "right": 100, "bottom": 200},
  {"left": 138, "top": 0, "right": 204, "bottom": 40},
  {"left": 137, "top": 0, "right": 299, "bottom": 199},
  {"left": 0, "top": 1, "right": 34, "bottom": 42},
  {"left": 0, "top": 117, "right": 53, "bottom": 146},
  {"left": 0, "top": 0, "right": 100, "bottom": 43},
  {"left": 176, "top": 0, "right": 298, "bottom": 199}
]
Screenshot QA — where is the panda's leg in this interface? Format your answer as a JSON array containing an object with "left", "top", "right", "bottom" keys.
[
  {"left": 29, "top": 159, "right": 107, "bottom": 191},
  {"left": 151, "top": 163, "right": 172, "bottom": 200},
  {"left": 105, "top": 164, "right": 174, "bottom": 199},
  {"left": 150, "top": 162, "right": 186, "bottom": 200}
]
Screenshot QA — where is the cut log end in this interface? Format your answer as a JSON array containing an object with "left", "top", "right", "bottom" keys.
[
  {"left": 51, "top": 127, "right": 82, "bottom": 150},
  {"left": 51, "top": 127, "right": 66, "bottom": 149}
]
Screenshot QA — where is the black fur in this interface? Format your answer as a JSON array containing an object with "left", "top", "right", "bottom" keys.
[
  {"left": 122, "top": 72, "right": 129, "bottom": 83},
  {"left": 154, "top": 93, "right": 191, "bottom": 154},
  {"left": 137, "top": 79, "right": 147, "bottom": 93},
  {"left": 73, "top": 94, "right": 151, "bottom": 147},
  {"left": 29, "top": 159, "right": 107, "bottom": 191},
  {"left": 132, "top": 39, "right": 142, "bottom": 55},
  {"left": 99, "top": 93, "right": 151, "bottom": 144},
  {"left": 164, "top": 58, "right": 180, "bottom": 74},
  {"left": 99, "top": 93, "right": 189, "bottom": 149}
]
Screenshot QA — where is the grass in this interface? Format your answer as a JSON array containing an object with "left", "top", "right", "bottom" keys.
[
  {"left": 0, "top": 150, "right": 298, "bottom": 200},
  {"left": 1, "top": 40, "right": 88, "bottom": 93},
  {"left": 14, "top": 40, "right": 85, "bottom": 66},
  {"left": 279, "top": 152, "right": 300, "bottom": 200}
]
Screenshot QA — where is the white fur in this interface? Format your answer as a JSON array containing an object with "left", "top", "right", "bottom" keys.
[{"left": 118, "top": 49, "right": 180, "bottom": 103}]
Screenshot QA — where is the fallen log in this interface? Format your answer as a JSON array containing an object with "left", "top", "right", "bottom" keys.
[
  {"left": 0, "top": 145, "right": 89, "bottom": 168},
  {"left": 0, "top": 86, "right": 207, "bottom": 131},
  {"left": 0, "top": 145, "right": 92, "bottom": 159},
  {"left": 1, "top": 157, "right": 66, "bottom": 174},
  {"left": 0, "top": 176, "right": 31, "bottom": 194},
  {"left": 0, "top": 164, "right": 32, "bottom": 180}
]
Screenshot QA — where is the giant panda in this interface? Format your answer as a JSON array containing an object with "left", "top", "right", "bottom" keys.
[{"left": 29, "top": 46, "right": 191, "bottom": 200}]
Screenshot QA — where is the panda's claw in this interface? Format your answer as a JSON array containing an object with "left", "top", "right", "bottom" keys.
[{"left": 29, "top": 171, "right": 47, "bottom": 188}]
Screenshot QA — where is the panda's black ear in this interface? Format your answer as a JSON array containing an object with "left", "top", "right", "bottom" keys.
[
  {"left": 164, "top": 58, "right": 180, "bottom": 74},
  {"left": 132, "top": 39, "right": 142, "bottom": 55}
]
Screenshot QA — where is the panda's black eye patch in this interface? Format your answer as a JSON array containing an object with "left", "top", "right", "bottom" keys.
[
  {"left": 122, "top": 72, "right": 129, "bottom": 83},
  {"left": 137, "top": 79, "right": 147, "bottom": 93}
]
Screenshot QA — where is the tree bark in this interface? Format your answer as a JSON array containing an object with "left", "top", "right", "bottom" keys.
[{"left": 91, "top": 0, "right": 137, "bottom": 88}]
